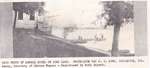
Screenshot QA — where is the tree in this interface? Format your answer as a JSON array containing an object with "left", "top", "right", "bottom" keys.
[
  {"left": 13, "top": 2, "right": 44, "bottom": 29},
  {"left": 101, "top": 1, "right": 133, "bottom": 56}
]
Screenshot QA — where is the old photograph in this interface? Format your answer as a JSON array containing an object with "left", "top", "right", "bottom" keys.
[{"left": 0, "top": 1, "right": 147, "bottom": 58}]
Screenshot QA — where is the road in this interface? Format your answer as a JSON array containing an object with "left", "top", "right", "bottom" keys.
[{"left": 13, "top": 28, "right": 109, "bottom": 58}]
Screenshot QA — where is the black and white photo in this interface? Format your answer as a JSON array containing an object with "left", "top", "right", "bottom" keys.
[{"left": 0, "top": 1, "right": 147, "bottom": 58}]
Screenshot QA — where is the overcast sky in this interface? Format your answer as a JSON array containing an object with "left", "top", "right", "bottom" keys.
[{"left": 44, "top": 0, "right": 103, "bottom": 27}]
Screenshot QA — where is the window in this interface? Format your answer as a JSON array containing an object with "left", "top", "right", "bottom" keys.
[
  {"left": 30, "top": 14, "right": 35, "bottom": 20},
  {"left": 30, "top": 11, "right": 35, "bottom": 20},
  {"left": 18, "top": 11, "right": 23, "bottom": 20}
]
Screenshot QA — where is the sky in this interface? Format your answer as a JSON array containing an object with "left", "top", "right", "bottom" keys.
[{"left": 44, "top": 0, "right": 103, "bottom": 27}]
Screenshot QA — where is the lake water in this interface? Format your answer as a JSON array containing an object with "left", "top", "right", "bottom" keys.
[{"left": 67, "top": 23, "right": 134, "bottom": 53}]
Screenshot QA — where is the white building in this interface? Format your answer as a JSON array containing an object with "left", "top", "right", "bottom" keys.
[{"left": 15, "top": 12, "right": 38, "bottom": 29}]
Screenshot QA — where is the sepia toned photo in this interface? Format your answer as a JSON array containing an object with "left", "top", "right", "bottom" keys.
[{"left": 0, "top": 1, "right": 147, "bottom": 58}]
